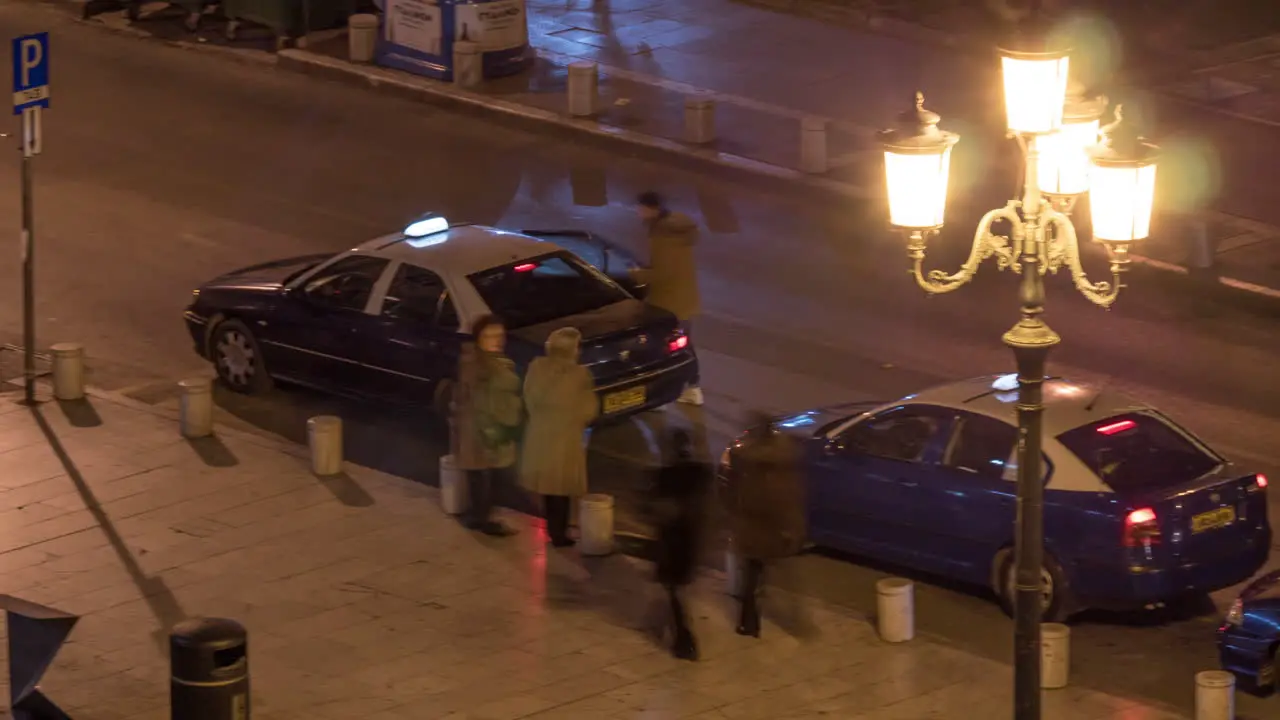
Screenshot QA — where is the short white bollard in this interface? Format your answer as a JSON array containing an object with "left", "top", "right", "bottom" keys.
[
  {"left": 800, "top": 116, "right": 828, "bottom": 174},
  {"left": 567, "top": 61, "right": 599, "bottom": 117},
  {"left": 684, "top": 95, "right": 716, "bottom": 145},
  {"left": 1040, "top": 622, "right": 1070, "bottom": 689},
  {"left": 876, "top": 577, "right": 914, "bottom": 643},
  {"left": 307, "top": 415, "right": 343, "bottom": 476},
  {"left": 178, "top": 378, "right": 214, "bottom": 439},
  {"left": 578, "top": 493, "right": 615, "bottom": 556},
  {"left": 439, "top": 454, "right": 467, "bottom": 515},
  {"left": 348, "top": 14, "right": 378, "bottom": 63},
  {"left": 1188, "top": 219, "right": 1214, "bottom": 272},
  {"left": 1195, "top": 670, "right": 1235, "bottom": 720},
  {"left": 50, "top": 343, "right": 85, "bottom": 401},
  {"left": 453, "top": 40, "right": 483, "bottom": 88}
]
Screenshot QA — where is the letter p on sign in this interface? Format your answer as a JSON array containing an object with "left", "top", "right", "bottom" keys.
[{"left": 11, "top": 32, "right": 50, "bottom": 115}]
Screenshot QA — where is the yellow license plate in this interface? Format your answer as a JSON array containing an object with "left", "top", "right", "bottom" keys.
[
  {"left": 1191, "top": 507, "right": 1235, "bottom": 533},
  {"left": 603, "top": 387, "right": 646, "bottom": 414}
]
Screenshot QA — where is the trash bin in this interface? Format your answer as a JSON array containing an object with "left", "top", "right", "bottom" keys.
[{"left": 170, "top": 617, "right": 250, "bottom": 720}]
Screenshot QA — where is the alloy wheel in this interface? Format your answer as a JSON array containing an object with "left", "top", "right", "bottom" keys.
[{"left": 216, "top": 330, "right": 255, "bottom": 387}]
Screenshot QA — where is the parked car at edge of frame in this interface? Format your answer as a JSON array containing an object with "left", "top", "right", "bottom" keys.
[{"left": 1220, "top": 568, "right": 1280, "bottom": 694}]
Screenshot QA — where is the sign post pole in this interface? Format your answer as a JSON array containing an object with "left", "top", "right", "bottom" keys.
[{"left": 12, "top": 33, "right": 49, "bottom": 405}]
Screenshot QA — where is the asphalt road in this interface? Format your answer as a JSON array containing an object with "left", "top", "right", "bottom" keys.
[{"left": 3, "top": 4, "right": 1280, "bottom": 715}]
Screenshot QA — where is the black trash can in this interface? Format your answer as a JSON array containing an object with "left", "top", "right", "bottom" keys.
[{"left": 170, "top": 617, "right": 250, "bottom": 720}]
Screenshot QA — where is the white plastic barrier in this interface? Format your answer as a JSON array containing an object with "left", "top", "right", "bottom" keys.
[
  {"left": 307, "top": 416, "right": 343, "bottom": 476},
  {"left": 578, "top": 493, "right": 615, "bottom": 556},
  {"left": 567, "top": 61, "right": 599, "bottom": 117},
  {"left": 1194, "top": 670, "right": 1235, "bottom": 720},
  {"left": 50, "top": 343, "right": 85, "bottom": 401},
  {"left": 348, "top": 14, "right": 378, "bottom": 63},
  {"left": 1040, "top": 623, "right": 1070, "bottom": 689},
  {"left": 684, "top": 96, "right": 716, "bottom": 144},
  {"left": 453, "top": 41, "right": 482, "bottom": 88},
  {"left": 800, "top": 117, "right": 828, "bottom": 174},
  {"left": 178, "top": 378, "right": 214, "bottom": 439},
  {"left": 876, "top": 577, "right": 914, "bottom": 643},
  {"left": 439, "top": 455, "right": 467, "bottom": 515}
]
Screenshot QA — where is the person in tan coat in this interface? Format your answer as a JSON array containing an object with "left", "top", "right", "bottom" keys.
[
  {"left": 721, "top": 412, "right": 806, "bottom": 637},
  {"left": 453, "top": 314, "right": 523, "bottom": 537},
  {"left": 635, "top": 191, "right": 703, "bottom": 406},
  {"left": 519, "top": 327, "right": 599, "bottom": 547}
]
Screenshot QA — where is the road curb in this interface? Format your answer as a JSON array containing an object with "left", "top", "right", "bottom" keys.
[{"left": 274, "top": 49, "right": 878, "bottom": 205}]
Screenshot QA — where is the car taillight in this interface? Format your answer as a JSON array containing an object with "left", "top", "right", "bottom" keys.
[
  {"left": 1123, "top": 507, "right": 1161, "bottom": 547},
  {"left": 1258, "top": 473, "right": 1269, "bottom": 489},
  {"left": 667, "top": 332, "right": 689, "bottom": 353},
  {"left": 1225, "top": 598, "right": 1244, "bottom": 627}
]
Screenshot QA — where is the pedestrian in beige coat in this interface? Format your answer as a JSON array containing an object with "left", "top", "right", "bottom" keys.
[
  {"left": 635, "top": 191, "right": 704, "bottom": 405},
  {"left": 519, "top": 327, "right": 599, "bottom": 547},
  {"left": 453, "top": 314, "right": 523, "bottom": 537}
]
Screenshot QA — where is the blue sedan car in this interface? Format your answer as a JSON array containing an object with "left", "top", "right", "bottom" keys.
[
  {"left": 183, "top": 215, "right": 698, "bottom": 419},
  {"left": 721, "top": 375, "right": 1271, "bottom": 621},
  {"left": 1220, "top": 568, "right": 1280, "bottom": 693}
]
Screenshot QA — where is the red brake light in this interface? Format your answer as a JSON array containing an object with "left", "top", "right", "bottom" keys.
[
  {"left": 1124, "top": 507, "right": 1161, "bottom": 547},
  {"left": 1257, "top": 474, "right": 1268, "bottom": 489},
  {"left": 1097, "top": 419, "right": 1137, "bottom": 435},
  {"left": 668, "top": 334, "right": 689, "bottom": 352},
  {"left": 514, "top": 263, "right": 537, "bottom": 272}
]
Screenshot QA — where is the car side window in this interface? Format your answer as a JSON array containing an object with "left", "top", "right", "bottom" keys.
[
  {"left": 843, "top": 407, "right": 944, "bottom": 463},
  {"left": 303, "top": 255, "right": 389, "bottom": 312},
  {"left": 383, "top": 264, "right": 450, "bottom": 324},
  {"left": 945, "top": 413, "right": 1019, "bottom": 480}
]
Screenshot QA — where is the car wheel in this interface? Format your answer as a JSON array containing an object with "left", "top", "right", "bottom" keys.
[
  {"left": 211, "top": 320, "right": 272, "bottom": 394},
  {"left": 995, "top": 549, "right": 1073, "bottom": 623}
]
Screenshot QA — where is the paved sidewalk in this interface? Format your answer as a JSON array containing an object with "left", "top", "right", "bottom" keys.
[{"left": 0, "top": 382, "right": 1198, "bottom": 719}]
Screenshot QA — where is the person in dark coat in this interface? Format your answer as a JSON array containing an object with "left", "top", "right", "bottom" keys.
[
  {"left": 648, "top": 428, "right": 712, "bottom": 660},
  {"left": 452, "top": 314, "right": 523, "bottom": 536},
  {"left": 721, "top": 411, "right": 806, "bottom": 638},
  {"left": 634, "top": 191, "right": 703, "bottom": 406}
]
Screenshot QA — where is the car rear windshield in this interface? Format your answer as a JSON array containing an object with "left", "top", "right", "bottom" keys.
[
  {"left": 1055, "top": 412, "right": 1221, "bottom": 494},
  {"left": 467, "top": 252, "right": 631, "bottom": 330}
]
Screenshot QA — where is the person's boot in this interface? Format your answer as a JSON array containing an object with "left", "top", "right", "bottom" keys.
[
  {"left": 677, "top": 385, "right": 704, "bottom": 406},
  {"left": 672, "top": 627, "right": 699, "bottom": 660},
  {"left": 736, "top": 602, "right": 761, "bottom": 638}
]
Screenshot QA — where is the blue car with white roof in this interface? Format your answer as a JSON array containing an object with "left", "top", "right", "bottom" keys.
[
  {"left": 183, "top": 214, "right": 698, "bottom": 418},
  {"left": 720, "top": 374, "right": 1271, "bottom": 620}
]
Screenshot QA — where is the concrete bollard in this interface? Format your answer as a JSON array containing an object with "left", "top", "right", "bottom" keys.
[
  {"left": 684, "top": 95, "right": 716, "bottom": 145},
  {"left": 439, "top": 455, "right": 467, "bottom": 515},
  {"left": 1187, "top": 219, "right": 1214, "bottom": 272},
  {"left": 725, "top": 547, "right": 742, "bottom": 596},
  {"left": 1195, "top": 670, "right": 1235, "bottom": 720},
  {"left": 50, "top": 343, "right": 85, "bottom": 401},
  {"left": 578, "top": 493, "right": 615, "bottom": 556},
  {"left": 1040, "top": 623, "right": 1070, "bottom": 689},
  {"left": 307, "top": 416, "right": 343, "bottom": 476},
  {"left": 875, "top": 577, "right": 914, "bottom": 643},
  {"left": 567, "top": 61, "right": 599, "bottom": 117},
  {"left": 348, "top": 14, "right": 378, "bottom": 63},
  {"left": 453, "top": 41, "right": 483, "bottom": 88},
  {"left": 800, "top": 116, "right": 828, "bottom": 174},
  {"left": 178, "top": 378, "right": 214, "bottom": 439}
]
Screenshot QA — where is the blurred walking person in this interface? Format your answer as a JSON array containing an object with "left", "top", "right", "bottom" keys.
[
  {"left": 453, "top": 314, "right": 523, "bottom": 536},
  {"left": 519, "top": 327, "right": 599, "bottom": 547},
  {"left": 722, "top": 412, "right": 805, "bottom": 637},
  {"left": 634, "top": 191, "right": 703, "bottom": 405},
  {"left": 649, "top": 428, "right": 712, "bottom": 660}
]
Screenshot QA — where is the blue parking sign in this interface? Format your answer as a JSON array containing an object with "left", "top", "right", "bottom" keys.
[{"left": 12, "top": 33, "right": 49, "bottom": 115}]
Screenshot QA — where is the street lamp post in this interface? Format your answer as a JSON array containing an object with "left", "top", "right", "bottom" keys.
[{"left": 878, "top": 43, "right": 1160, "bottom": 720}]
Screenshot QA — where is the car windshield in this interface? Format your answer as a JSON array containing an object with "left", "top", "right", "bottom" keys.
[
  {"left": 1055, "top": 412, "right": 1222, "bottom": 494},
  {"left": 467, "top": 252, "right": 631, "bottom": 330}
]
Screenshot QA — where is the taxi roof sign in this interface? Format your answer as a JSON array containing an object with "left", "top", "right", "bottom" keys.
[{"left": 405, "top": 214, "right": 448, "bottom": 238}]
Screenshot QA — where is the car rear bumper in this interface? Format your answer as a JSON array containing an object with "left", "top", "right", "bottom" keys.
[
  {"left": 1219, "top": 625, "right": 1277, "bottom": 693},
  {"left": 594, "top": 354, "right": 698, "bottom": 422},
  {"left": 184, "top": 309, "right": 210, "bottom": 359}
]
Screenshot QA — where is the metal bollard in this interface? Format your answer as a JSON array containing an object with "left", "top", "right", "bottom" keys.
[
  {"left": 800, "top": 116, "right": 828, "bottom": 174},
  {"left": 50, "top": 343, "right": 85, "bottom": 401},
  {"left": 307, "top": 416, "right": 343, "bottom": 476},
  {"left": 567, "top": 61, "right": 599, "bottom": 117},
  {"left": 453, "top": 40, "right": 482, "bottom": 88},
  {"left": 439, "top": 454, "right": 467, "bottom": 515},
  {"left": 578, "top": 493, "right": 615, "bottom": 556},
  {"left": 1195, "top": 670, "right": 1235, "bottom": 720},
  {"left": 178, "top": 378, "right": 214, "bottom": 439},
  {"left": 876, "top": 577, "right": 914, "bottom": 642},
  {"left": 1040, "top": 623, "right": 1070, "bottom": 688},
  {"left": 348, "top": 14, "right": 378, "bottom": 63},
  {"left": 684, "top": 95, "right": 716, "bottom": 144},
  {"left": 170, "top": 617, "right": 249, "bottom": 720}
]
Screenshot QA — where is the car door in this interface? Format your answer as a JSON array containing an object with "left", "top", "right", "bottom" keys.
[
  {"left": 352, "top": 262, "right": 462, "bottom": 404},
  {"left": 262, "top": 254, "right": 391, "bottom": 391},
  {"left": 809, "top": 404, "right": 952, "bottom": 565},
  {"left": 914, "top": 411, "right": 1021, "bottom": 582}
]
